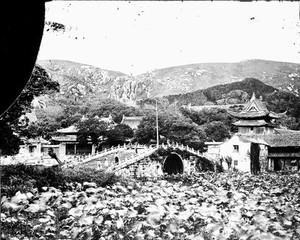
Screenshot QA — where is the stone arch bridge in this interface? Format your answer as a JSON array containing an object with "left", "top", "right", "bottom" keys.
[{"left": 62, "top": 143, "right": 216, "bottom": 178}]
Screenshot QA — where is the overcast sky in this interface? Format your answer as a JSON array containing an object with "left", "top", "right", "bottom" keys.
[{"left": 37, "top": 1, "right": 300, "bottom": 75}]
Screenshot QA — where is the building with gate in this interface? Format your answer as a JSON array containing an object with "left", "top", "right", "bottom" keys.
[
  {"left": 52, "top": 115, "right": 116, "bottom": 159},
  {"left": 205, "top": 93, "right": 300, "bottom": 173}
]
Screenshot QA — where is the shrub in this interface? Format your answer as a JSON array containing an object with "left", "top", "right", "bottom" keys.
[
  {"left": 1, "top": 164, "right": 66, "bottom": 197},
  {"left": 62, "top": 165, "right": 121, "bottom": 187},
  {"left": 0, "top": 164, "right": 120, "bottom": 197}
]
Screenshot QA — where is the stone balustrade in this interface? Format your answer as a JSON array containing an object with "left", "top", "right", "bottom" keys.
[{"left": 0, "top": 142, "right": 215, "bottom": 172}]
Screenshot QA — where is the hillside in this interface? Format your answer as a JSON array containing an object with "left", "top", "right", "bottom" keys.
[
  {"left": 136, "top": 59, "right": 300, "bottom": 97},
  {"left": 166, "top": 78, "right": 278, "bottom": 106},
  {"left": 38, "top": 59, "right": 300, "bottom": 103},
  {"left": 34, "top": 59, "right": 300, "bottom": 121},
  {"left": 37, "top": 60, "right": 153, "bottom": 103},
  {"left": 167, "top": 78, "right": 300, "bottom": 123}
]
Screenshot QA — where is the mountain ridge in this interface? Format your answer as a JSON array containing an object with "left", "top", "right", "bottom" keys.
[{"left": 35, "top": 59, "right": 300, "bottom": 116}]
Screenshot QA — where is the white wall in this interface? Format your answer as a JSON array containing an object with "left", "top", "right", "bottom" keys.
[{"left": 219, "top": 135, "right": 251, "bottom": 172}]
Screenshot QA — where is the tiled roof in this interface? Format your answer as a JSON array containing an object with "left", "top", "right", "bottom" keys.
[
  {"left": 57, "top": 125, "right": 78, "bottom": 134},
  {"left": 52, "top": 135, "right": 77, "bottom": 142},
  {"left": 237, "top": 135, "right": 269, "bottom": 145},
  {"left": 233, "top": 119, "right": 269, "bottom": 127},
  {"left": 27, "top": 137, "right": 50, "bottom": 144},
  {"left": 228, "top": 93, "right": 284, "bottom": 119},
  {"left": 243, "top": 93, "right": 268, "bottom": 112},
  {"left": 121, "top": 116, "right": 144, "bottom": 129},
  {"left": 229, "top": 110, "right": 269, "bottom": 118},
  {"left": 236, "top": 128, "right": 300, "bottom": 147}
]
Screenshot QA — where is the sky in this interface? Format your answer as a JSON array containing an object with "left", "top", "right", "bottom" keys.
[{"left": 37, "top": 1, "right": 300, "bottom": 76}]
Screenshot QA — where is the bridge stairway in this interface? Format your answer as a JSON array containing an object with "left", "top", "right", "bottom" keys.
[
  {"left": 63, "top": 144, "right": 148, "bottom": 168},
  {"left": 82, "top": 149, "right": 139, "bottom": 169},
  {"left": 106, "top": 147, "right": 157, "bottom": 173}
]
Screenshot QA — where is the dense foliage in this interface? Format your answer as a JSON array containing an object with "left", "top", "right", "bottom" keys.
[
  {"left": 166, "top": 78, "right": 276, "bottom": 106},
  {"left": 0, "top": 65, "right": 59, "bottom": 155},
  {"left": 168, "top": 78, "right": 300, "bottom": 131},
  {"left": 180, "top": 107, "right": 236, "bottom": 139},
  {"left": 106, "top": 124, "right": 134, "bottom": 145},
  {"left": 0, "top": 164, "right": 120, "bottom": 198},
  {"left": 134, "top": 110, "right": 207, "bottom": 149},
  {"left": 19, "top": 117, "right": 61, "bottom": 141},
  {"left": 76, "top": 118, "right": 109, "bottom": 145},
  {"left": 2, "top": 170, "right": 300, "bottom": 240}
]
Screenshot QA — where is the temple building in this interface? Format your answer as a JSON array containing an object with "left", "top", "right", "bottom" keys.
[
  {"left": 51, "top": 115, "right": 116, "bottom": 159},
  {"left": 205, "top": 93, "right": 300, "bottom": 173}
]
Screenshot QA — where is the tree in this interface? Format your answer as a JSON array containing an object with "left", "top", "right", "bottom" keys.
[
  {"left": 180, "top": 107, "right": 237, "bottom": 133},
  {"left": 160, "top": 117, "right": 207, "bottom": 147},
  {"left": 19, "top": 117, "right": 60, "bottom": 141},
  {"left": 89, "top": 98, "right": 143, "bottom": 123},
  {"left": 134, "top": 114, "right": 156, "bottom": 144},
  {"left": 0, "top": 65, "right": 59, "bottom": 155},
  {"left": 1, "top": 65, "right": 59, "bottom": 124},
  {"left": 106, "top": 124, "right": 134, "bottom": 145},
  {"left": 0, "top": 122, "right": 22, "bottom": 155},
  {"left": 203, "top": 121, "right": 231, "bottom": 142},
  {"left": 75, "top": 117, "right": 108, "bottom": 146},
  {"left": 134, "top": 111, "right": 207, "bottom": 150}
]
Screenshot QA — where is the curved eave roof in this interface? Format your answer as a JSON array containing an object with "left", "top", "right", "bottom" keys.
[
  {"left": 229, "top": 110, "right": 284, "bottom": 119},
  {"left": 269, "top": 111, "right": 285, "bottom": 119},
  {"left": 57, "top": 125, "right": 78, "bottom": 134},
  {"left": 228, "top": 110, "right": 269, "bottom": 119},
  {"left": 233, "top": 120, "right": 268, "bottom": 127}
]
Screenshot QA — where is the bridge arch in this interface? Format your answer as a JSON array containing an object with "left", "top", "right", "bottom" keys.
[{"left": 163, "top": 152, "right": 184, "bottom": 175}]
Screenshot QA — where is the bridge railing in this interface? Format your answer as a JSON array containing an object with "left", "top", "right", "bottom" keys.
[
  {"left": 160, "top": 142, "right": 204, "bottom": 157},
  {"left": 4, "top": 142, "right": 215, "bottom": 169},
  {"left": 65, "top": 143, "right": 150, "bottom": 168},
  {"left": 106, "top": 146, "right": 157, "bottom": 173},
  {"left": 105, "top": 143, "right": 217, "bottom": 173}
]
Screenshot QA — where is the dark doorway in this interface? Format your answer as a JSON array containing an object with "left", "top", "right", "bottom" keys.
[
  {"left": 274, "top": 159, "right": 281, "bottom": 171},
  {"left": 163, "top": 153, "right": 184, "bottom": 175},
  {"left": 250, "top": 143, "right": 260, "bottom": 174}
]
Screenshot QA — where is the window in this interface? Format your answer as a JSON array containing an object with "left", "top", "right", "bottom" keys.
[
  {"left": 233, "top": 145, "right": 239, "bottom": 152},
  {"left": 66, "top": 144, "right": 76, "bottom": 155},
  {"left": 29, "top": 146, "right": 36, "bottom": 153}
]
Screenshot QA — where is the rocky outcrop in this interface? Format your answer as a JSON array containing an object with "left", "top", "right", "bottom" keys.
[{"left": 37, "top": 59, "right": 300, "bottom": 107}]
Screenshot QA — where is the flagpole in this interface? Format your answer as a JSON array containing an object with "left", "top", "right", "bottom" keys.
[{"left": 156, "top": 100, "right": 159, "bottom": 149}]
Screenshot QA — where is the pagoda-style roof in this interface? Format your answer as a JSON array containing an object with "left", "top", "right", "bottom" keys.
[
  {"left": 57, "top": 125, "right": 78, "bottom": 134},
  {"left": 228, "top": 93, "right": 284, "bottom": 119},
  {"left": 121, "top": 115, "right": 144, "bottom": 130}
]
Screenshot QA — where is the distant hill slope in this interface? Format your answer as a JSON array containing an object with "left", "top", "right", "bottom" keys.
[
  {"left": 166, "top": 78, "right": 278, "bottom": 106},
  {"left": 38, "top": 59, "right": 300, "bottom": 103},
  {"left": 35, "top": 59, "right": 300, "bottom": 120},
  {"left": 166, "top": 78, "right": 300, "bottom": 120},
  {"left": 136, "top": 59, "right": 300, "bottom": 97},
  {"left": 37, "top": 60, "right": 153, "bottom": 103}
]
